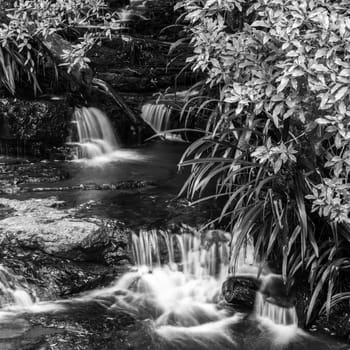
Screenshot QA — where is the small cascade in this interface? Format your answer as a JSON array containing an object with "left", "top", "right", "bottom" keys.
[
  {"left": 68, "top": 107, "right": 119, "bottom": 159},
  {"left": 0, "top": 265, "right": 35, "bottom": 308},
  {"left": 0, "top": 227, "right": 325, "bottom": 349},
  {"left": 132, "top": 229, "right": 161, "bottom": 267},
  {"left": 131, "top": 230, "right": 230, "bottom": 279},
  {"left": 255, "top": 292, "right": 298, "bottom": 326},
  {"left": 85, "top": 229, "right": 305, "bottom": 349},
  {"left": 141, "top": 103, "right": 173, "bottom": 134},
  {"left": 141, "top": 103, "right": 184, "bottom": 141}
]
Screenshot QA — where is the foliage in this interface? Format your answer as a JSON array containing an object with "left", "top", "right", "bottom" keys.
[
  {"left": 177, "top": 0, "right": 350, "bottom": 324},
  {"left": 0, "top": 0, "right": 112, "bottom": 95}
]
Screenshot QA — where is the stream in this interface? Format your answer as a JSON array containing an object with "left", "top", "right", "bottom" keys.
[{"left": 0, "top": 141, "right": 348, "bottom": 350}]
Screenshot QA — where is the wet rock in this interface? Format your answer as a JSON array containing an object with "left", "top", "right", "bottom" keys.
[
  {"left": 0, "top": 197, "right": 131, "bottom": 265},
  {"left": 0, "top": 244, "right": 129, "bottom": 300},
  {"left": 0, "top": 203, "right": 15, "bottom": 220},
  {"left": 200, "top": 229, "right": 231, "bottom": 250},
  {"left": 221, "top": 276, "right": 258, "bottom": 311},
  {"left": 0, "top": 308, "right": 137, "bottom": 350},
  {"left": 20, "top": 180, "right": 155, "bottom": 193},
  {"left": 0, "top": 160, "right": 69, "bottom": 194},
  {"left": 77, "top": 219, "right": 132, "bottom": 265},
  {"left": 0, "top": 97, "right": 72, "bottom": 158},
  {"left": 0, "top": 160, "right": 155, "bottom": 194},
  {"left": 1, "top": 215, "right": 101, "bottom": 261},
  {"left": 0, "top": 317, "right": 30, "bottom": 339},
  {"left": 25, "top": 308, "right": 147, "bottom": 350}
]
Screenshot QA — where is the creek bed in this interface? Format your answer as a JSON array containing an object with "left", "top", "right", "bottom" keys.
[{"left": 0, "top": 141, "right": 348, "bottom": 349}]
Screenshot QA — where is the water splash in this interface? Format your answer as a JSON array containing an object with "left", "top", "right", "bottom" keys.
[
  {"left": 0, "top": 265, "right": 35, "bottom": 308},
  {"left": 68, "top": 107, "right": 119, "bottom": 159},
  {"left": 77, "top": 229, "right": 232, "bottom": 334},
  {"left": 155, "top": 315, "right": 240, "bottom": 350}
]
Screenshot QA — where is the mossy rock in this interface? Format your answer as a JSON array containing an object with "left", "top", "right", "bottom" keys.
[{"left": 0, "top": 97, "right": 72, "bottom": 157}]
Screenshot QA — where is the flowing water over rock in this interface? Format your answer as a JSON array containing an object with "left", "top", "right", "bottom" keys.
[
  {"left": 0, "top": 228, "right": 341, "bottom": 349},
  {"left": 0, "top": 266, "right": 35, "bottom": 308},
  {"left": 141, "top": 104, "right": 173, "bottom": 133},
  {"left": 141, "top": 103, "right": 183, "bottom": 141},
  {"left": 82, "top": 230, "right": 326, "bottom": 350},
  {"left": 255, "top": 291, "right": 298, "bottom": 326},
  {"left": 67, "top": 105, "right": 149, "bottom": 165},
  {"left": 131, "top": 230, "right": 230, "bottom": 279},
  {"left": 69, "top": 107, "right": 119, "bottom": 159}
]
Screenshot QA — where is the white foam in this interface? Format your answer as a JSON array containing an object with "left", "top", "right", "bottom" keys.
[
  {"left": 155, "top": 315, "right": 241, "bottom": 349},
  {"left": 258, "top": 316, "right": 302, "bottom": 345},
  {"left": 71, "top": 149, "right": 147, "bottom": 166}
]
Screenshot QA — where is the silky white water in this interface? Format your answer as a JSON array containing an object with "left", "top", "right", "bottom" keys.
[
  {"left": 255, "top": 292, "right": 298, "bottom": 326},
  {"left": 141, "top": 103, "right": 184, "bottom": 141},
  {"left": 131, "top": 230, "right": 230, "bottom": 280},
  {"left": 0, "top": 265, "right": 36, "bottom": 310},
  {"left": 69, "top": 107, "right": 119, "bottom": 159},
  {"left": 141, "top": 104, "right": 173, "bottom": 133},
  {"left": 126, "top": 230, "right": 305, "bottom": 349}
]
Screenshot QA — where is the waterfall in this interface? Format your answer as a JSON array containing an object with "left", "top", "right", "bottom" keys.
[
  {"left": 68, "top": 107, "right": 119, "bottom": 159},
  {"left": 131, "top": 230, "right": 299, "bottom": 328},
  {"left": 141, "top": 103, "right": 184, "bottom": 141},
  {"left": 141, "top": 103, "right": 173, "bottom": 134},
  {"left": 0, "top": 265, "right": 35, "bottom": 308},
  {"left": 131, "top": 229, "right": 162, "bottom": 267},
  {"left": 131, "top": 230, "right": 230, "bottom": 280},
  {"left": 255, "top": 292, "right": 298, "bottom": 326},
  {"left": 103, "top": 229, "right": 304, "bottom": 348}
]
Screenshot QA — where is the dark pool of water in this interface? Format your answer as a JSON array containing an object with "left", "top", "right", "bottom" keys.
[{"left": 2, "top": 141, "right": 215, "bottom": 228}]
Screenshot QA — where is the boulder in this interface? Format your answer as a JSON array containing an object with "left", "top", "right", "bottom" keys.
[
  {"left": 0, "top": 97, "right": 72, "bottom": 158},
  {"left": 0, "top": 197, "right": 130, "bottom": 264},
  {"left": 222, "top": 276, "right": 258, "bottom": 310}
]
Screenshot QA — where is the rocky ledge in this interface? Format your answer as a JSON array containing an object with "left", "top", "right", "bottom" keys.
[{"left": 0, "top": 197, "right": 132, "bottom": 300}]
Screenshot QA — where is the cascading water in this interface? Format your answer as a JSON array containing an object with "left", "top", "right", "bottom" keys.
[
  {"left": 129, "top": 230, "right": 300, "bottom": 330},
  {"left": 68, "top": 107, "right": 119, "bottom": 159},
  {"left": 141, "top": 103, "right": 184, "bottom": 141},
  {"left": 255, "top": 291, "right": 298, "bottom": 326},
  {"left": 108, "top": 230, "right": 310, "bottom": 349},
  {"left": 131, "top": 230, "right": 230, "bottom": 280},
  {"left": 141, "top": 103, "right": 173, "bottom": 133},
  {"left": 0, "top": 265, "right": 35, "bottom": 309},
  {"left": 85, "top": 229, "right": 231, "bottom": 335}
]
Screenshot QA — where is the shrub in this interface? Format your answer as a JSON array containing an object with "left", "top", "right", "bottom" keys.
[
  {"left": 177, "top": 0, "right": 350, "bottom": 324},
  {"left": 0, "top": 0, "right": 109, "bottom": 95}
]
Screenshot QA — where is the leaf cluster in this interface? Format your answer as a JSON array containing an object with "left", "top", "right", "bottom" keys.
[{"left": 0, "top": 0, "right": 108, "bottom": 95}]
